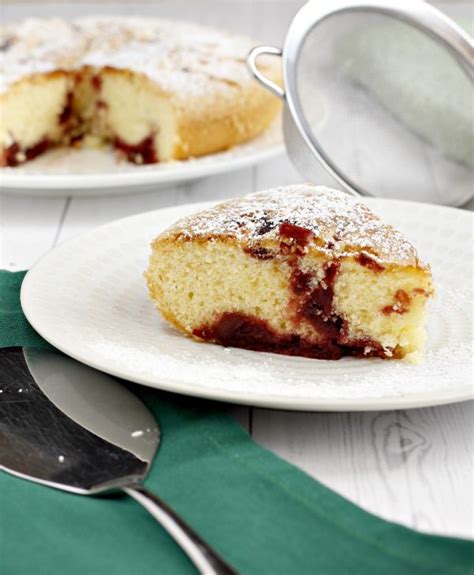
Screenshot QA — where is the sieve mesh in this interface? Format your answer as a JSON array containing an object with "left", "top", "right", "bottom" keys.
[{"left": 292, "top": 10, "right": 473, "bottom": 204}]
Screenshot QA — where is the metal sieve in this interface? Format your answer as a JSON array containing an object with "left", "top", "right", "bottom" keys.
[{"left": 247, "top": 0, "right": 473, "bottom": 206}]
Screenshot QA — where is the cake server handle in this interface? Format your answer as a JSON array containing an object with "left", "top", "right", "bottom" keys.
[
  {"left": 124, "top": 485, "right": 237, "bottom": 575},
  {"left": 247, "top": 45, "right": 285, "bottom": 100}
]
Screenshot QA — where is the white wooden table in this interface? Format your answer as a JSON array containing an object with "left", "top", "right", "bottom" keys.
[{"left": 1, "top": 0, "right": 473, "bottom": 541}]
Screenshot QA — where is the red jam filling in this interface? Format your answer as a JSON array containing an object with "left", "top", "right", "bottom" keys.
[
  {"left": 194, "top": 312, "right": 387, "bottom": 360},
  {"left": 3, "top": 132, "right": 159, "bottom": 167},
  {"left": 243, "top": 247, "right": 275, "bottom": 260},
  {"left": 193, "top": 313, "right": 331, "bottom": 358},
  {"left": 2, "top": 139, "right": 50, "bottom": 167},
  {"left": 290, "top": 270, "right": 312, "bottom": 295},
  {"left": 279, "top": 221, "right": 314, "bottom": 247},
  {"left": 59, "top": 91, "right": 74, "bottom": 125},
  {"left": 114, "top": 135, "right": 158, "bottom": 165},
  {"left": 382, "top": 289, "right": 410, "bottom": 315},
  {"left": 68, "top": 133, "right": 84, "bottom": 147},
  {"left": 301, "top": 263, "right": 339, "bottom": 321},
  {"left": 91, "top": 75, "right": 102, "bottom": 91},
  {"left": 357, "top": 253, "right": 385, "bottom": 272}
]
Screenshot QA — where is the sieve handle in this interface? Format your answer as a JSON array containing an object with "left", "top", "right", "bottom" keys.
[{"left": 247, "top": 45, "right": 285, "bottom": 100}]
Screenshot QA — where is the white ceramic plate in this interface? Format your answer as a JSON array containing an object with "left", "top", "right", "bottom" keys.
[
  {"left": 0, "top": 120, "right": 283, "bottom": 197},
  {"left": 21, "top": 198, "right": 473, "bottom": 411}
]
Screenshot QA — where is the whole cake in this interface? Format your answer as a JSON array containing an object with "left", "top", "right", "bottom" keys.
[
  {"left": 146, "top": 185, "right": 434, "bottom": 362},
  {"left": 0, "top": 17, "right": 281, "bottom": 167}
]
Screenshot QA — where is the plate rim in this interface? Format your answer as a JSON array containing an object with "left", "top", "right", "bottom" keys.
[
  {"left": 20, "top": 197, "right": 474, "bottom": 412},
  {"left": 0, "top": 133, "right": 284, "bottom": 192}
]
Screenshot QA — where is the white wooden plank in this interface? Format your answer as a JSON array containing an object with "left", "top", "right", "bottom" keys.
[
  {"left": 55, "top": 186, "right": 180, "bottom": 244},
  {"left": 55, "top": 168, "right": 253, "bottom": 244},
  {"left": 396, "top": 404, "right": 474, "bottom": 538},
  {"left": 0, "top": 194, "right": 68, "bottom": 270},
  {"left": 251, "top": 404, "right": 473, "bottom": 538}
]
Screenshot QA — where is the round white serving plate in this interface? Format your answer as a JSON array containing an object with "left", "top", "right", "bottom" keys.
[
  {"left": 0, "top": 120, "right": 283, "bottom": 197},
  {"left": 21, "top": 198, "right": 473, "bottom": 411}
]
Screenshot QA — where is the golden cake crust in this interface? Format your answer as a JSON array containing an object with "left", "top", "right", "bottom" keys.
[
  {"left": 0, "top": 16, "right": 281, "bottom": 164},
  {"left": 157, "top": 185, "right": 427, "bottom": 270}
]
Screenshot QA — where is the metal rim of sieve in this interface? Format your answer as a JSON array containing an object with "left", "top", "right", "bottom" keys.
[{"left": 247, "top": 0, "right": 474, "bottom": 198}]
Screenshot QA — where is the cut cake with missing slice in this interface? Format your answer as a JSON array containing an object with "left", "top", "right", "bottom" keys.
[{"left": 0, "top": 16, "right": 281, "bottom": 167}]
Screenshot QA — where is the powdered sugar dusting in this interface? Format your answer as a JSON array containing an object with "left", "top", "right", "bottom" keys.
[
  {"left": 164, "top": 184, "right": 425, "bottom": 267},
  {"left": 0, "top": 16, "right": 271, "bottom": 106}
]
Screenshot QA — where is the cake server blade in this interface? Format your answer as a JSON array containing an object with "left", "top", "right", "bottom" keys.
[{"left": 0, "top": 347, "right": 236, "bottom": 575}]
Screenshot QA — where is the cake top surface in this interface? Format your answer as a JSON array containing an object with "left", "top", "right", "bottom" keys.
[
  {"left": 165, "top": 184, "right": 427, "bottom": 268},
  {"left": 0, "top": 16, "right": 271, "bottom": 103}
]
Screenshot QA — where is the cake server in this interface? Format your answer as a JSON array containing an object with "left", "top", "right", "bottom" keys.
[
  {"left": 248, "top": 0, "right": 473, "bottom": 206},
  {"left": 0, "top": 347, "right": 236, "bottom": 575}
]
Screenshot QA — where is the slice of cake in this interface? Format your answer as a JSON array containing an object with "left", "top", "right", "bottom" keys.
[
  {"left": 145, "top": 185, "right": 434, "bottom": 361},
  {"left": 0, "top": 17, "right": 281, "bottom": 167}
]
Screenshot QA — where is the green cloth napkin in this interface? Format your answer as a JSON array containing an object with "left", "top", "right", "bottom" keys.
[{"left": 1, "top": 270, "right": 472, "bottom": 575}]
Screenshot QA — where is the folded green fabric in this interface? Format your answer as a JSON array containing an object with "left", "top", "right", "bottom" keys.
[{"left": 1, "top": 270, "right": 472, "bottom": 575}]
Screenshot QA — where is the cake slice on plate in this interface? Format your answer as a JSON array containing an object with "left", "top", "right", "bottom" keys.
[{"left": 145, "top": 185, "right": 434, "bottom": 362}]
